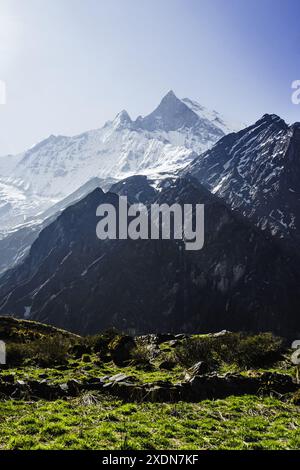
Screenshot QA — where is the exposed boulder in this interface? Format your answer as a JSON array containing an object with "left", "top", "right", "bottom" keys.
[
  {"left": 184, "top": 361, "right": 208, "bottom": 380},
  {"left": 186, "top": 373, "right": 260, "bottom": 401},
  {"left": 108, "top": 382, "right": 144, "bottom": 401},
  {"left": 109, "top": 335, "right": 136, "bottom": 366},
  {"left": 108, "top": 373, "right": 129, "bottom": 383},
  {"left": 209, "top": 330, "right": 231, "bottom": 337}
]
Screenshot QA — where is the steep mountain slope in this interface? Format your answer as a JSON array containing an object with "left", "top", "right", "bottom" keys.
[
  {"left": 0, "top": 176, "right": 299, "bottom": 337},
  {"left": 0, "top": 175, "right": 151, "bottom": 275},
  {"left": 0, "top": 177, "right": 113, "bottom": 275},
  {"left": 187, "top": 114, "right": 300, "bottom": 249},
  {"left": 181, "top": 97, "right": 238, "bottom": 135},
  {"left": 0, "top": 91, "right": 234, "bottom": 233},
  {"left": 109, "top": 175, "right": 157, "bottom": 204}
]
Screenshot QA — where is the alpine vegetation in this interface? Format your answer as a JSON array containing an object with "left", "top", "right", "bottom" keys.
[{"left": 96, "top": 196, "right": 205, "bottom": 251}]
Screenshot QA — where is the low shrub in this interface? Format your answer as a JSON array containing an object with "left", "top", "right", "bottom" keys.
[
  {"left": 176, "top": 332, "right": 283, "bottom": 370},
  {"left": 79, "top": 328, "right": 121, "bottom": 358},
  {"left": 81, "top": 354, "right": 92, "bottom": 363},
  {"left": 31, "top": 335, "right": 71, "bottom": 366},
  {"left": 131, "top": 339, "right": 152, "bottom": 364},
  {"left": 109, "top": 335, "right": 136, "bottom": 366},
  {"left": 6, "top": 343, "right": 28, "bottom": 366},
  {"left": 235, "top": 333, "right": 283, "bottom": 368},
  {"left": 292, "top": 389, "right": 300, "bottom": 405},
  {"left": 6, "top": 335, "right": 71, "bottom": 367},
  {"left": 69, "top": 342, "right": 91, "bottom": 358}
]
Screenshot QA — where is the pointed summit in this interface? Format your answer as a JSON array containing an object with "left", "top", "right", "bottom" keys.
[
  {"left": 157, "top": 89, "right": 185, "bottom": 110},
  {"left": 254, "top": 114, "right": 287, "bottom": 132},
  {"left": 112, "top": 109, "right": 132, "bottom": 129},
  {"left": 161, "top": 89, "right": 178, "bottom": 102},
  {"left": 135, "top": 90, "right": 199, "bottom": 132}
]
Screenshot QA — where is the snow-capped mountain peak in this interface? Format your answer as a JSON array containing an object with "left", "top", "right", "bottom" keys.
[
  {"left": 112, "top": 110, "right": 132, "bottom": 130},
  {"left": 0, "top": 90, "right": 235, "bottom": 233},
  {"left": 135, "top": 90, "right": 200, "bottom": 132}
]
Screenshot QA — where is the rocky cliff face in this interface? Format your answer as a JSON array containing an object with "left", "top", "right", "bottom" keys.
[{"left": 187, "top": 115, "right": 300, "bottom": 251}]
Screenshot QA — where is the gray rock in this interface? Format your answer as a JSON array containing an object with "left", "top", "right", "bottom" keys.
[
  {"left": 59, "top": 383, "right": 69, "bottom": 392},
  {"left": 185, "top": 361, "right": 208, "bottom": 380},
  {"left": 209, "top": 330, "right": 231, "bottom": 337},
  {"left": 109, "top": 373, "right": 128, "bottom": 383}
]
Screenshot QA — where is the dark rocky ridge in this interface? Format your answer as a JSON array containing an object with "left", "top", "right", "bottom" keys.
[
  {"left": 0, "top": 177, "right": 114, "bottom": 275},
  {"left": 110, "top": 175, "right": 157, "bottom": 204},
  {"left": 187, "top": 114, "right": 300, "bottom": 251},
  {"left": 0, "top": 176, "right": 299, "bottom": 337}
]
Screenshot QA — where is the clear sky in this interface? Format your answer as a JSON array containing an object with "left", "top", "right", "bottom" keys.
[{"left": 0, "top": 0, "right": 299, "bottom": 155}]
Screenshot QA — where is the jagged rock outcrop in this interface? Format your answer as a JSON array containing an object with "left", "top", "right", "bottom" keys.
[{"left": 187, "top": 115, "right": 300, "bottom": 251}]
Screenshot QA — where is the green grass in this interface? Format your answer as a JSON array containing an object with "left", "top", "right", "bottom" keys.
[
  {"left": 0, "top": 395, "right": 299, "bottom": 450},
  {"left": 1, "top": 319, "right": 299, "bottom": 450}
]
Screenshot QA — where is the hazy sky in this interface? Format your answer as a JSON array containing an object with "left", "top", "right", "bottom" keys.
[{"left": 0, "top": 0, "right": 299, "bottom": 155}]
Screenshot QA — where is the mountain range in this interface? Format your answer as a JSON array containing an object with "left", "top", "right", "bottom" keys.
[
  {"left": 0, "top": 91, "right": 299, "bottom": 337},
  {"left": 0, "top": 91, "right": 234, "bottom": 235},
  {"left": 0, "top": 175, "right": 299, "bottom": 337}
]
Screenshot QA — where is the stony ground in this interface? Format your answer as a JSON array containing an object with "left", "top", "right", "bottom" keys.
[{"left": 0, "top": 317, "right": 300, "bottom": 450}]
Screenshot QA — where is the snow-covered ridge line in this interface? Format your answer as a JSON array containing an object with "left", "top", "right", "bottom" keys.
[
  {"left": 187, "top": 113, "right": 300, "bottom": 248},
  {"left": 0, "top": 90, "right": 238, "bottom": 233}
]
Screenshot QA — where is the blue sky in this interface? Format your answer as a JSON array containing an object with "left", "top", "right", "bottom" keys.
[{"left": 0, "top": 0, "right": 299, "bottom": 154}]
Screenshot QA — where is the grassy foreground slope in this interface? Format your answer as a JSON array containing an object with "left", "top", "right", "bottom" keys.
[
  {"left": 1, "top": 395, "right": 300, "bottom": 450},
  {"left": 0, "top": 317, "right": 300, "bottom": 450}
]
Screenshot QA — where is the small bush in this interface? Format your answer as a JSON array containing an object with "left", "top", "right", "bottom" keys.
[
  {"left": 100, "top": 328, "right": 120, "bottom": 344},
  {"left": 176, "top": 333, "right": 283, "bottom": 370},
  {"left": 235, "top": 333, "right": 283, "bottom": 368},
  {"left": 6, "top": 343, "right": 28, "bottom": 366},
  {"left": 70, "top": 342, "right": 91, "bottom": 358},
  {"left": 86, "top": 335, "right": 108, "bottom": 356},
  {"left": 6, "top": 335, "right": 71, "bottom": 367},
  {"left": 81, "top": 354, "right": 91, "bottom": 363},
  {"left": 81, "top": 329, "right": 121, "bottom": 358},
  {"left": 292, "top": 389, "right": 300, "bottom": 406},
  {"left": 131, "top": 340, "right": 152, "bottom": 364},
  {"left": 175, "top": 334, "right": 235, "bottom": 369},
  {"left": 31, "top": 335, "right": 71, "bottom": 366},
  {"left": 109, "top": 335, "right": 136, "bottom": 366}
]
